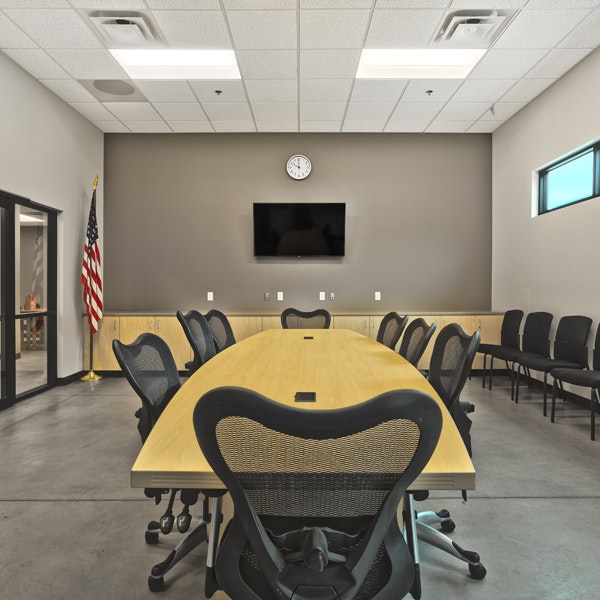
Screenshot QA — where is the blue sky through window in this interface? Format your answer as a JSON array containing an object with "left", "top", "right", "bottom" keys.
[{"left": 545, "top": 150, "right": 594, "bottom": 210}]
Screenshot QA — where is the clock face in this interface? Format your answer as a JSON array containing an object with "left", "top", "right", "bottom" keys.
[{"left": 286, "top": 154, "right": 312, "bottom": 180}]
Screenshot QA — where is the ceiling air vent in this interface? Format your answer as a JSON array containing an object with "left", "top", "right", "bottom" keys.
[
  {"left": 86, "top": 11, "right": 162, "bottom": 48},
  {"left": 434, "top": 10, "right": 517, "bottom": 48}
]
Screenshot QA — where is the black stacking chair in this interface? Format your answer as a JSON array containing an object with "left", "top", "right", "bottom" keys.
[
  {"left": 407, "top": 323, "right": 485, "bottom": 594},
  {"left": 501, "top": 311, "right": 554, "bottom": 400},
  {"left": 551, "top": 322, "right": 600, "bottom": 440},
  {"left": 397, "top": 318, "right": 437, "bottom": 368},
  {"left": 514, "top": 315, "right": 592, "bottom": 416},
  {"left": 177, "top": 309, "right": 217, "bottom": 376},
  {"left": 205, "top": 309, "right": 236, "bottom": 352},
  {"left": 477, "top": 309, "right": 524, "bottom": 390},
  {"left": 376, "top": 311, "right": 409, "bottom": 350},
  {"left": 113, "top": 333, "right": 211, "bottom": 592},
  {"left": 281, "top": 307, "right": 331, "bottom": 329},
  {"left": 193, "top": 386, "right": 442, "bottom": 600}
]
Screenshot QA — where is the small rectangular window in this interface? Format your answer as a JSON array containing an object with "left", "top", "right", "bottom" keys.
[{"left": 538, "top": 142, "right": 600, "bottom": 214}]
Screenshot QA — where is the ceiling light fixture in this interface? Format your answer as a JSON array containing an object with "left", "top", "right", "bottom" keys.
[
  {"left": 109, "top": 49, "right": 241, "bottom": 79},
  {"left": 356, "top": 48, "right": 486, "bottom": 79}
]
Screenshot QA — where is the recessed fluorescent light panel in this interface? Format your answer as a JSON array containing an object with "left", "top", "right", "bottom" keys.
[
  {"left": 110, "top": 49, "right": 241, "bottom": 79},
  {"left": 356, "top": 49, "right": 486, "bottom": 79}
]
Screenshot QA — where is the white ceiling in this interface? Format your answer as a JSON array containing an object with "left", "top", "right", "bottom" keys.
[{"left": 2, "top": 0, "right": 600, "bottom": 134}]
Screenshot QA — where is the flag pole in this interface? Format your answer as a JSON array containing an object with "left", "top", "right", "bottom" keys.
[{"left": 82, "top": 175, "right": 102, "bottom": 381}]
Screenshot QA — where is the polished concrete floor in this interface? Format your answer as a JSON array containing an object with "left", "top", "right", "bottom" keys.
[{"left": 1, "top": 373, "right": 599, "bottom": 599}]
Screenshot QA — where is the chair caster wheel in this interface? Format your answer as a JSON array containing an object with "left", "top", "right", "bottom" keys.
[
  {"left": 145, "top": 531, "right": 159, "bottom": 545},
  {"left": 469, "top": 562, "right": 487, "bottom": 580},
  {"left": 148, "top": 575, "right": 165, "bottom": 592},
  {"left": 440, "top": 518, "right": 456, "bottom": 533},
  {"left": 160, "top": 514, "right": 175, "bottom": 535}
]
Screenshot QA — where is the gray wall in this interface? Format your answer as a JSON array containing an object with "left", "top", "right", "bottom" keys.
[{"left": 104, "top": 132, "right": 492, "bottom": 314}]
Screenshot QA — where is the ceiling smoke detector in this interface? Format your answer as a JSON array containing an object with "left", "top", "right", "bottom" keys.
[{"left": 434, "top": 10, "right": 516, "bottom": 48}]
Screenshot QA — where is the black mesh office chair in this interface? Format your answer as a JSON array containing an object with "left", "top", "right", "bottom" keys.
[
  {"left": 397, "top": 318, "right": 437, "bottom": 368},
  {"left": 193, "top": 386, "right": 442, "bottom": 600},
  {"left": 406, "top": 323, "right": 485, "bottom": 596},
  {"left": 551, "top": 322, "right": 600, "bottom": 440},
  {"left": 514, "top": 315, "right": 592, "bottom": 416},
  {"left": 376, "top": 311, "right": 409, "bottom": 350},
  {"left": 177, "top": 309, "right": 217, "bottom": 375},
  {"left": 281, "top": 307, "right": 332, "bottom": 329},
  {"left": 477, "top": 309, "right": 524, "bottom": 390},
  {"left": 205, "top": 309, "right": 236, "bottom": 352},
  {"left": 112, "top": 333, "right": 213, "bottom": 593}
]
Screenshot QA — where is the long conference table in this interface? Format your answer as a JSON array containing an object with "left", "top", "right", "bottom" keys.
[{"left": 131, "top": 328, "right": 475, "bottom": 595}]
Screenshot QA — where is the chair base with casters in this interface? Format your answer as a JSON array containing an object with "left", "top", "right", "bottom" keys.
[
  {"left": 146, "top": 491, "right": 225, "bottom": 596},
  {"left": 404, "top": 493, "right": 486, "bottom": 599}
]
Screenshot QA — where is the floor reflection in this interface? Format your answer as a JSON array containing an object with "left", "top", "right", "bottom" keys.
[{"left": 16, "top": 348, "right": 47, "bottom": 395}]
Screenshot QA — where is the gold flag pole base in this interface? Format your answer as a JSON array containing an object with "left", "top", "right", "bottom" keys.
[{"left": 81, "top": 370, "right": 102, "bottom": 381}]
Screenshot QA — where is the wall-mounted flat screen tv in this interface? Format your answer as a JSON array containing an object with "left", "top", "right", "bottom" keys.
[{"left": 253, "top": 202, "right": 346, "bottom": 257}]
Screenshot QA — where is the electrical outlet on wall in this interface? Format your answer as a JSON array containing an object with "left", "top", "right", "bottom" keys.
[
  {"left": 207, "top": 291, "right": 214, "bottom": 302},
  {"left": 375, "top": 291, "right": 381, "bottom": 301},
  {"left": 319, "top": 291, "right": 326, "bottom": 301},
  {"left": 264, "top": 292, "right": 270, "bottom": 301},
  {"left": 330, "top": 292, "right": 335, "bottom": 301},
  {"left": 277, "top": 291, "right": 284, "bottom": 301}
]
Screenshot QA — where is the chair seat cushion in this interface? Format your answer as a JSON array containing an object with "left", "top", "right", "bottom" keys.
[
  {"left": 518, "top": 355, "right": 583, "bottom": 372},
  {"left": 551, "top": 368, "right": 600, "bottom": 388},
  {"left": 478, "top": 344, "right": 519, "bottom": 361}
]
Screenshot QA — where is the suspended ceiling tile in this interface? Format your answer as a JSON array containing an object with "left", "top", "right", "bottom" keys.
[
  {"left": 3, "top": 48, "right": 69, "bottom": 78},
  {"left": 256, "top": 120, "right": 299, "bottom": 132},
  {"left": 168, "top": 120, "right": 214, "bottom": 132},
  {"left": 384, "top": 121, "right": 430, "bottom": 132},
  {"left": 401, "top": 79, "right": 462, "bottom": 102},
  {"left": 300, "top": 9, "right": 370, "bottom": 49},
  {"left": 134, "top": 80, "right": 196, "bottom": 103},
  {"left": 188, "top": 79, "right": 247, "bottom": 102},
  {"left": 299, "top": 78, "right": 354, "bottom": 102},
  {"left": 390, "top": 101, "right": 444, "bottom": 121},
  {"left": 0, "top": 12, "right": 36, "bottom": 48},
  {"left": 436, "top": 102, "right": 490, "bottom": 121},
  {"left": 124, "top": 120, "right": 172, "bottom": 133},
  {"left": 152, "top": 10, "right": 231, "bottom": 48},
  {"left": 559, "top": 9, "right": 600, "bottom": 48},
  {"left": 236, "top": 49, "right": 297, "bottom": 79},
  {"left": 350, "top": 79, "right": 408, "bottom": 102},
  {"left": 500, "top": 78, "right": 555, "bottom": 103},
  {"left": 299, "top": 120, "right": 342, "bottom": 132},
  {"left": 493, "top": 9, "right": 591, "bottom": 49},
  {"left": 466, "top": 120, "right": 501, "bottom": 133},
  {"left": 478, "top": 102, "right": 526, "bottom": 121},
  {"left": 365, "top": 9, "right": 444, "bottom": 48},
  {"left": 213, "top": 121, "right": 256, "bottom": 132},
  {"left": 148, "top": 1, "right": 219, "bottom": 8},
  {"left": 70, "top": 101, "right": 115, "bottom": 120},
  {"left": 41, "top": 78, "right": 96, "bottom": 102},
  {"left": 525, "top": 0, "right": 598, "bottom": 8},
  {"left": 202, "top": 101, "right": 253, "bottom": 121},
  {"left": 251, "top": 101, "right": 297, "bottom": 121},
  {"left": 104, "top": 101, "right": 162, "bottom": 120},
  {"left": 342, "top": 121, "right": 385, "bottom": 132},
  {"left": 245, "top": 79, "right": 297, "bottom": 102},
  {"left": 452, "top": 79, "right": 517, "bottom": 103},
  {"left": 3, "top": 8, "right": 102, "bottom": 48},
  {"left": 526, "top": 47, "right": 593, "bottom": 78},
  {"left": 72, "top": 1, "right": 146, "bottom": 7},
  {"left": 299, "top": 49, "right": 361, "bottom": 79},
  {"left": 300, "top": 101, "right": 347, "bottom": 121},
  {"left": 91, "top": 120, "right": 130, "bottom": 133},
  {"left": 425, "top": 120, "right": 471, "bottom": 133},
  {"left": 449, "top": 0, "right": 526, "bottom": 8},
  {"left": 153, "top": 102, "right": 206, "bottom": 121},
  {"left": 228, "top": 10, "right": 296, "bottom": 50},
  {"left": 0, "top": 1, "right": 70, "bottom": 6},
  {"left": 469, "top": 48, "right": 549, "bottom": 79},
  {"left": 378, "top": 0, "right": 449, "bottom": 6},
  {"left": 47, "top": 48, "right": 126, "bottom": 79},
  {"left": 345, "top": 101, "right": 396, "bottom": 121},
  {"left": 224, "top": 0, "right": 295, "bottom": 8},
  {"left": 302, "top": 0, "right": 372, "bottom": 7}
]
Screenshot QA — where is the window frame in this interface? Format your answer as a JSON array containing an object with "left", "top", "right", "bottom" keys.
[{"left": 538, "top": 141, "right": 600, "bottom": 215}]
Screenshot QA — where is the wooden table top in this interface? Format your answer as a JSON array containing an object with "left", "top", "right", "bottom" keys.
[{"left": 131, "top": 329, "right": 475, "bottom": 491}]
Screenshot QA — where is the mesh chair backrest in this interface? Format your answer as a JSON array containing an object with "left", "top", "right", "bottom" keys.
[
  {"left": 112, "top": 333, "right": 181, "bottom": 440},
  {"left": 552, "top": 315, "right": 592, "bottom": 365},
  {"left": 592, "top": 324, "right": 600, "bottom": 372},
  {"left": 398, "top": 318, "right": 436, "bottom": 367},
  {"left": 427, "top": 323, "right": 480, "bottom": 410},
  {"left": 281, "top": 308, "right": 332, "bottom": 329},
  {"left": 205, "top": 309, "right": 236, "bottom": 351},
  {"left": 177, "top": 310, "right": 217, "bottom": 368},
  {"left": 376, "top": 312, "right": 409, "bottom": 349},
  {"left": 521, "top": 311, "right": 553, "bottom": 356},
  {"left": 500, "top": 309, "right": 524, "bottom": 349},
  {"left": 194, "top": 387, "right": 441, "bottom": 597}
]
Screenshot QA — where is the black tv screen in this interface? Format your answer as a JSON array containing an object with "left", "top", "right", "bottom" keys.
[{"left": 253, "top": 203, "right": 346, "bottom": 257}]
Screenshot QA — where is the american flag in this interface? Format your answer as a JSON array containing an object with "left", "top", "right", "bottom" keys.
[{"left": 81, "top": 187, "right": 103, "bottom": 334}]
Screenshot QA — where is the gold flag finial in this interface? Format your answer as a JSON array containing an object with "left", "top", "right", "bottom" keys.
[{"left": 93, "top": 175, "right": 98, "bottom": 190}]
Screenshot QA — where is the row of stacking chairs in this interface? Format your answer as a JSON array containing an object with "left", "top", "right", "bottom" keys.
[{"left": 478, "top": 309, "right": 599, "bottom": 440}]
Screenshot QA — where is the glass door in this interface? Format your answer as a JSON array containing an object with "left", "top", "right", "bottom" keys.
[{"left": 0, "top": 190, "right": 57, "bottom": 410}]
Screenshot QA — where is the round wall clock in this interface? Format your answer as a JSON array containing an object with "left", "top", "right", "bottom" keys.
[{"left": 286, "top": 154, "right": 312, "bottom": 180}]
